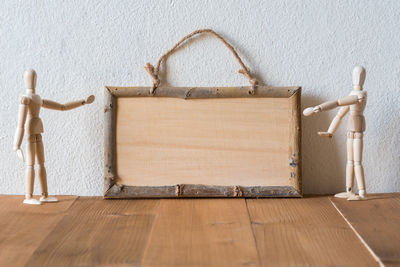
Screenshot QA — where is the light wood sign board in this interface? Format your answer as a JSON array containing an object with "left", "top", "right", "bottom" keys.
[{"left": 104, "top": 86, "right": 301, "bottom": 198}]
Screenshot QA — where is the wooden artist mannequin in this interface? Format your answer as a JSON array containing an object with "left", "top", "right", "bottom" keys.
[
  {"left": 303, "top": 66, "right": 367, "bottom": 201},
  {"left": 13, "top": 69, "right": 95, "bottom": 205}
]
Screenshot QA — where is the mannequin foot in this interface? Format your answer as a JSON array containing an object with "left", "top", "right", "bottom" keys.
[
  {"left": 334, "top": 191, "right": 353, "bottom": 198},
  {"left": 358, "top": 195, "right": 368, "bottom": 200},
  {"left": 347, "top": 194, "right": 362, "bottom": 201},
  {"left": 40, "top": 196, "right": 58, "bottom": 203},
  {"left": 23, "top": 198, "right": 42, "bottom": 205},
  {"left": 358, "top": 190, "right": 368, "bottom": 200},
  {"left": 347, "top": 194, "right": 368, "bottom": 201},
  {"left": 347, "top": 190, "right": 367, "bottom": 201}
]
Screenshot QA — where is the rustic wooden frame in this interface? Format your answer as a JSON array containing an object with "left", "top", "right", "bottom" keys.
[{"left": 104, "top": 85, "right": 302, "bottom": 198}]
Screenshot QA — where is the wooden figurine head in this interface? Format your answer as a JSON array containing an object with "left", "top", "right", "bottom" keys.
[
  {"left": 352, "top": 66, "right": 366, "bottom": 90},
  {"left": 24, "top": 69, "right": 37, "bottom": 92}
]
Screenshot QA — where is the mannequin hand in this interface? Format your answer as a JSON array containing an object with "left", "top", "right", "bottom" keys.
[
  {"left": 85, "top": 95, "right": 95, "bottom": 105},
  {"left": 303, "top": 106, "right": 321, "bottom": 116},
  {"left": 15, "top": 148, "right": 25, "bottom": 162},
  {"left": 318, "top": 132, "right": 333, "bottom": 138}
]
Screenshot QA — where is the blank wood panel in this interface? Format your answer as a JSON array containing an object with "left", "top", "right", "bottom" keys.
[
  {"left": 246, "top": 197, "right": 378, "bottom": 266},
  {"left": 116, "top": 97, "right": 290, "bottom": 187},
  {"left": 331, "top": 194, "right": 400, "bottom": 267},
  {"left": 141, "top": 199, "right": 259, "bottom": 267},
  {"left": 0, "top": 195, "right": 77, "bottom": 267}
]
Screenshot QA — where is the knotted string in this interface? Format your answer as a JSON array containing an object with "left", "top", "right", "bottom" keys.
[{"left": 144, "top": 29, "right": 258, "bottom": 95}]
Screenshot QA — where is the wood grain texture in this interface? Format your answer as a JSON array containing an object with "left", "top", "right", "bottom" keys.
[
  {"left": 141, "top": 199, "right": 260, "bottom": 267},
  {"left": 0, "top": 195, "right": 77, "bottom": 267},
  {"left": 116, "top": 97, "right": 290, "bottom": 186},
  {"left": 331, "top": 194, "right": 400, "bottom": 267},
  {"left": 0, "top": 195, "right": 394, "bottom": 266},
  {"left": 26, "top": 197, "right": 159, "bottom": 267},
  {"left": 246, "top": 197, "right": 378, "bottom": 266}
]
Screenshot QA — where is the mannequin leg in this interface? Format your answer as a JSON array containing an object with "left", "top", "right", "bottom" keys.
[
  {"left": 353, "top": 133, "right": 367, "bottom": 200},
  {"left": 23, "top": 137, "right": 41, "bottom": 205},
  {"left": 335, "top": 132, "right": 355, "bottom": 198},
  {"left": 25, "top": 142, "right": 35, "bottom": 198},
  {"left": 36, "top": 139, "right": 48, "bottom": 196},
  {"left": 345, "top": 133, "right": 354, "bottom": 192},
  {"left": 36, "top": 136, "right": 58, "bottom": 203}
]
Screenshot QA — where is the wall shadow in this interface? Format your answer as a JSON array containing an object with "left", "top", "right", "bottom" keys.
[{"left": 302, "top": 94, "right": 347, "bottom": 195}]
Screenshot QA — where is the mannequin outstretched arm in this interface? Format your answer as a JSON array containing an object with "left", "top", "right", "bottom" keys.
[
  {"left": 303, "top": 95, "right": 363, "bottom": 116},
  {"left": 42, "top": 95, "right": 95, "bottom": 111}
]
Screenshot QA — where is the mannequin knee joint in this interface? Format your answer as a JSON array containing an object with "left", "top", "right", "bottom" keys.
[
  {"left": 347, "top": 132, "right": 363, "bottom": 139},
  {"left": 354, "top": 133, "right": 363, "bottom": 139}
]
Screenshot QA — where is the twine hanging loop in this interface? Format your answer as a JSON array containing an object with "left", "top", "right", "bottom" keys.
[{"left": 144, "top": 29, "right": 258, "bottom": 95}]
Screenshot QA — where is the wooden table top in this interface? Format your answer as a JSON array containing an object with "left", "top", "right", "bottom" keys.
[{"left": 0, "top": 194, "right": 398, "bottom": 267}]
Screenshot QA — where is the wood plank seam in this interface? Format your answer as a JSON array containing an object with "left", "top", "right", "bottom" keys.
[
  {"left": 26, "top": 197, "right": 161, "bottom": 266},
  {"left": 27, "top": 196, "right": 81, "bottom": 259},
  {"left": 139, "top": 200, "right": 162, "bottom": 266},
  {"left": 245, "top": 199, "right": 263, "bottom": 266},
  {"left": 246, "top": 197, "right": 378, "bottom": 266},
  {"left": 140, "top": 199, "right": 260, "bottom": 266},
  {"left": 0, "top": 195, "right": 79, "bottom": 266},
  {"left": 329, "top": 198, "right": 384, "bottom": 267}
]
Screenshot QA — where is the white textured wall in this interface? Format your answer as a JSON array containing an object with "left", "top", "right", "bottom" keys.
[{"left": 1, "top": 1, "right": 399, "bottom": 196}]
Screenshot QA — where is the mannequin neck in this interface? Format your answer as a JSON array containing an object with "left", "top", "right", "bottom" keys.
[{"left": 26, "top": 88, "right": 35, "bottom": 94}]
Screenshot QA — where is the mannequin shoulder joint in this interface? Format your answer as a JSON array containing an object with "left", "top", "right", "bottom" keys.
[{"left": 20, "top": 96, "right": 31, "bottom": 105}]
